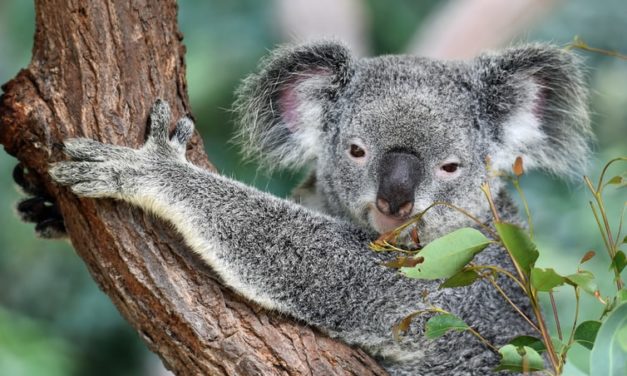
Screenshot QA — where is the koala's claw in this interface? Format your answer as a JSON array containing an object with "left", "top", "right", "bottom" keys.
[
  {"left": 34, "top": 218, "right": 67, "bottom": 239},
  {"left": 50, "top": 100, "right": 195, "bottom": 199},
  {"left": 13, "top": 164, "right": 68, "bottom": 239}
]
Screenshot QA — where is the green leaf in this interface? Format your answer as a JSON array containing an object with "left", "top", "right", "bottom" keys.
[
  {"left": 617, "top": 289, "right": 627, "bottom": 304},
  {"left": 610, "top": 251, "right": 627, "bottom": 274},
  {"left": 383, "top": 256, "right": 424, "bottom": 269},
  {"left": 494, "top": 344, "right": 545, "bottom": 372},
  {"left": 606, "top": 176, "right": 624, "bottom": 186},
  {"left": 401, "top": 228, "right": 491, "bottom": 280},
  {"left": 425, "top": 314, "right": 469, "bottom": 339},
  {"left": 508, "top": 336, "right": 546, "bottom": 353},
  {"left": 495, "top": 223, "right": 539, "bottom": 276},
  {"left": 566, "top": 270, "right": 598, "bottom": 295},
  {"left": 439, "top": 269, "right": 480, "bottom": 288},
  {"left": 622, "top": 236, "right": 627, "bottom": 245},
  {"left": 574, "top": 320, "right": 602, "bottom": 350},
  {"left": 530, "top": 268, "right": 565, "bottom": 291},
  {"left": 590, "top": 302, "right": 627, "bottom": 376}
]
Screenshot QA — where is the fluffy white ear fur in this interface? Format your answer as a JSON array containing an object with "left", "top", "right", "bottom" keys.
[
  {"left": 480, "top": 45, "right": 592, "bottom": 178},
  {"left": 234, "top": 41, "right": 352, "bottom": 171},
  {"left": 273, "top": 71, "right": 334, "bottom": 168},
  {"left": 489, "top": 82, "right": 545, "bottom": 173}
]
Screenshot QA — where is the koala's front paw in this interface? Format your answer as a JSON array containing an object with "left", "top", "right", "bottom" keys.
[{"left": 50, "top": 100, "right": 195, "bottom": 199}]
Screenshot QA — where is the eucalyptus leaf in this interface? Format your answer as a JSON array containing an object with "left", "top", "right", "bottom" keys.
[
  {"left": 439, "top": 269, "right": 480, "bottom": 289},
  {"left": 606, "top": 176, "right": 624, "bottom": 185},
  {"left": 425, "top": 313, "right": 469, "bottom": 339},
  {"left": 508, "top": 335, "right": 546, "bottom": 353},
  {"left": 494, "top": 344, "right": 545, "bottom": 372},
  {"left": 495, "top": 223, "right": 539, "bottom": 276},
  {"left": 566, "top": 270, "right": 598, "bottom": 296},
  {"left": 530, "top": 268, "right": 565, "bottom": 291},
  {"left": 590, "top": 303, "right": 627, "bottom": 376},
  {"left": 401, "top": 228, "right": 490, "bottom": 280},
  {"left": 574, "top": 320, "right": 601, "bottom": 350},
  {"left": 610, "top": 251, "right": 626, "bottom": 274}
]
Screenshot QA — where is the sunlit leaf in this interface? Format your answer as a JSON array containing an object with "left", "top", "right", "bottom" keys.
[
  {"left": 401, "top": 228, "right": 491, "bottom": 280},
  {"left": 566, "top": 270, "right": 598, "bottom": 296},
  {"left": 439, "top": 269, "right": 480, "bottom": 289},
  {"left": 425, "top": 313, "right": 469, "bottom": 339},
  {"left": 494, "top": 344, "right": 545, "bottom": 372},
  {"left": 610, "top": 251, "right": 627, "bottom": 274},
  {"left": 530, "top": 268, "right": 565, "bottom": 291},
  {"left": 392, "top": 311, "right": 421, "bottom": 341},
  {"left": 574, "top": 320, "right": 601, "bottom": 350},
  {"left": 590, "top": 303, "right": 627, "bottom": 376},
  {"left": 580, "top": 250, "right": 596, "bottom": 264},
  {"left": 508, "top": 335, "right": 546, "bottom": 353},
  {"left": 513, "top": 156, "right": 524, "bottom": 177},
  {"left": 384, "top": 256, "right": 424, "bottom": 269},
  {"left": 606, "top": 176, "right": 624, "bottom": 185},
  {"left": 495, "top": 223, "right": 539, "bottom": 276}
]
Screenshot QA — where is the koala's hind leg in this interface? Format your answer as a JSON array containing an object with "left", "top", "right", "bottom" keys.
[{"left": 13, "top": 163, "right": 67, "bottom": 239}]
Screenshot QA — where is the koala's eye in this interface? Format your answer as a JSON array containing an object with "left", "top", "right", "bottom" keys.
[
  {"left": 441, "top": 163, "right": 459, "bottom": 173},
  {"left": 349, "top": 144, "right": 366, "bottom": 158}
]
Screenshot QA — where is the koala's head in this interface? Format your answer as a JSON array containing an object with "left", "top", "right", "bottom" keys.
[{"left": 235, "top": 42, "right": 591, "bottom": 239}]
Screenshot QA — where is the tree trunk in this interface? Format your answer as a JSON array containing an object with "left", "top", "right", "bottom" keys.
[{"left": 0, "top": 1, "right": 386, "bottom": 375}]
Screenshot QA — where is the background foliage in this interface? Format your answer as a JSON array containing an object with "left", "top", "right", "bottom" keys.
[{"left": 0, "top": 0, "right": 625, "bottom": 374}]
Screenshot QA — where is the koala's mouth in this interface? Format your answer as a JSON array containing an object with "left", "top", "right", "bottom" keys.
[{"left": 367, "top": 204, "right": 414, "bottom": 234}]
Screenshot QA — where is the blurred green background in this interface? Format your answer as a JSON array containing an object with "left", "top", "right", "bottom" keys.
[{"left": 0, "top": 1, "right": 625, "bottom": 375}]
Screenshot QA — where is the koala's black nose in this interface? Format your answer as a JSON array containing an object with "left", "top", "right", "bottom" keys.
[{"left": 376, "top": 151, "right": 421, "bottom": 217}]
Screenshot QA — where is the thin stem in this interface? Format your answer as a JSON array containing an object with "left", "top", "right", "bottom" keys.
[
  {"left": 595, "top": 157, "right": 627, "bottom": 193},
  {"left": 549, "top": 291, "right": 562, "bottom": 341},
  {"left": 480, "top": 181, "right": 529, "bottom": 287},
  {"left": 567, "top": 288, "right": 580, "bottom": 349},
  {"left": 597, "top": 198, "right": 616, "bottom": 259},
  {"left": 480, "top": 183, "right": 501, "bottom": 223},
  {"left": 589, "top": 201, "right": 613, "bottom": 257},
  {"left": 393, "top": 201, "right": 499, "bottom": 240},
  {"left": 530, "top": 297, "right": 561, "bottom": 374},
  {"left": 568, "top": 38, "right": 627, "bottom": 61},
  {"left": 560, "top": 288, "right": 581, "bottom": 366},
  {"left": 613, "top": 203, "right": 626, "bottom": 248},
  {"left": 486, "top": 275, "right": 540, "bottom": 332},
  {"left": 512, "top": 178, "right": 534, "bottom": 240},
  {"left": 371, "top": 241, "right": 419, "bottom": 254},
  {"left": 467, "top": 327, "right": 499, "bottom": 353},
  {"left": 469, "top": 265, "right": 526, "bottom": 292}
]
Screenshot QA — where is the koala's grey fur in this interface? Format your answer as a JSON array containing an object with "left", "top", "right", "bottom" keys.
[{"left": 50, "top": 41, "right": 591, "bottom": 375}]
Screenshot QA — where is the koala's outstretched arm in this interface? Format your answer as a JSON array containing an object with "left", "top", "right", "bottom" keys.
[
  {"left": 50, "top": 100, "right": 420, "bottom": 330},
  {"left": 50, "top": 101, "right": 520, "bottom": 374}
]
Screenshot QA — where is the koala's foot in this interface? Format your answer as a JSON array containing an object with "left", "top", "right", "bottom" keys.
[
  {"left": 50, "top": 100, "right": 194, "bottom": 199},
  {"left": 13, "top": 163, "right": 67, "bottom": 239}
]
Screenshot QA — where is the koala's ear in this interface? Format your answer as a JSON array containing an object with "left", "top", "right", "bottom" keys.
[
  {"left": 234, "top": 41, "right": 353, "bottom": 170},
  {"left": 474, "top": 44, "right": 592, "bottom": 177}
]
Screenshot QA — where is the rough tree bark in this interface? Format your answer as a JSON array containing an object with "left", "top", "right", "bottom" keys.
[{"left": 0, "top": 1, "right": 387, "bottom": 375}]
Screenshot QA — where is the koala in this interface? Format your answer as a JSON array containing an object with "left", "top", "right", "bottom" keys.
[{"left": 40, "top": 41, "right": 591, "bottom": 375}]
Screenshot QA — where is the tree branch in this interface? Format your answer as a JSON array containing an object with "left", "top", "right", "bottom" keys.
[{"left": 0, "top": 1, "right": 386, "bottom": 374}]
